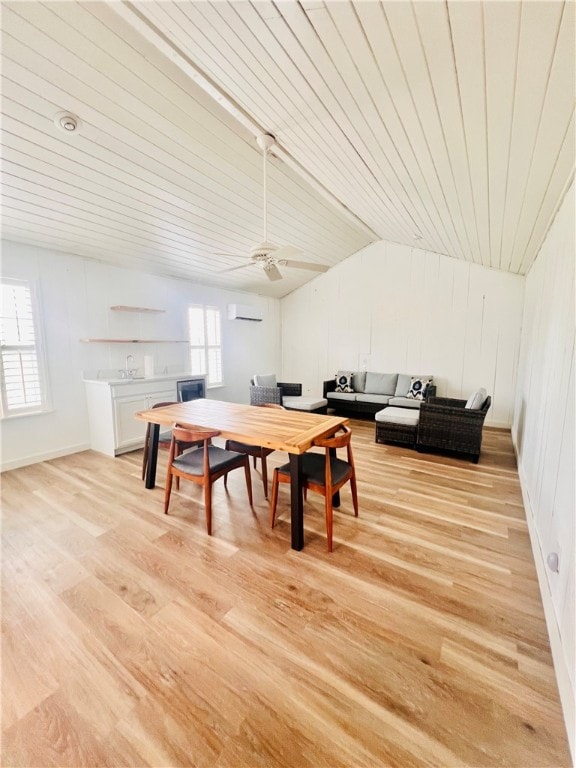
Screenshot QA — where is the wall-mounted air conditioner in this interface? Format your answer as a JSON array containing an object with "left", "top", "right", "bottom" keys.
[{"left": 227, "top": 303, "right": 263, "bottom": 322}]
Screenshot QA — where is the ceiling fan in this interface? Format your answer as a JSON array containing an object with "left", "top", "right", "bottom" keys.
[{"left": 220, "top": 134, "right": 330, "bottom": 282}]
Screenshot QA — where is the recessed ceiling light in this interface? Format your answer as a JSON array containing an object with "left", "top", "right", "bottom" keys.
[{"left": 54, "top": 111, "right": 81, "bottom": 133}]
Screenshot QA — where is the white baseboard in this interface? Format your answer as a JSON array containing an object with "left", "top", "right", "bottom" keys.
[
  {"left": 0, "top": 442, "right": 91, "bottom": 472},
  {"left": 515, "top": 449, "right": 575, "bottom": 763}
]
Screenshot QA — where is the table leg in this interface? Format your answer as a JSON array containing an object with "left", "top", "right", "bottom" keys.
[
  {"left": 289, "top": 453, "right": 304, "bottom": 551},
  {"left": 145, "top": 423, "right": 160, "bottom": 489}
]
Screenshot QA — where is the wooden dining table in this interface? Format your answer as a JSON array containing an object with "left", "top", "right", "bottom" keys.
[{"left": 135, "top": 399, "right": 349, "bottom": 550}]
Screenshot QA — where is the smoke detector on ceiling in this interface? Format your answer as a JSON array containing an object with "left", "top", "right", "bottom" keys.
[{"left": 54, "top": 111, "right": 81, "bottom": 133}]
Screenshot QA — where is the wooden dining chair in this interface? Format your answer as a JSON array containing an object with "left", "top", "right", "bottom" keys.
[
  {"left": 224, "top": 403, "right": 285, "bottom": 498},
  {"left": 141, "top": 401, "right": 200, "bottom": 483},
  {"left": 269, "top": 425, "right": 358, "bottom": 552},
  {"left": 164, "top": 425, "right": 253, "bottom": 535}
]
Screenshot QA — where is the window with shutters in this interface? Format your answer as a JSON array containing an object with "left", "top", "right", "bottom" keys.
[
  {"left": 0, "top": 279, "right": 49, "bottom": 417},
  {"left": 188, "top": 305, "right": 222, "bottom": 386}
]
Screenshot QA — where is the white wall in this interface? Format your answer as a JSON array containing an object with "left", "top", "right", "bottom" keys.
[
  {"left": 0, "top": 241, "right": 281, "bottom": 471},
  {"left": 512, "top": 182, "right": 575, "bottom": 756},
  {"left": 281, "top": 241, "right": 524, "bottom": 426}
]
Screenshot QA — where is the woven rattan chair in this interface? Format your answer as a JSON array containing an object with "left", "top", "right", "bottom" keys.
[
  {"left": 224, "top": 403, "right": 285, "bottom": 498},
  {"left": 416, "top": 396, "right": 491, "bottom": 463},
  {"left": 250, "top": 377, "right": 327, "bottom": 414},
  {"left": 269, "top": 425, "right": 358, "bottom": 552},
  {"left": 164, "top": 425, "right": 252, "bottom": 535}
]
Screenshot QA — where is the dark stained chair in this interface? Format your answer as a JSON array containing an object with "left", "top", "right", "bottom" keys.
[
  {"left": 224, "top": 403, "right": 285, "bottom": 498},
  {"left": 269, "top": 425, "right": 358, "bottom": 552},
  {"left": 164, "top": 425, "right": 252, "bottom": 535}
]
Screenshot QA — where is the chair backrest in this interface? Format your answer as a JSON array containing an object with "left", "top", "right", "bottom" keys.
[
  {"left": 259, "top": 403, "right": 285, "bottom": 410},
  {"left": 311, "top": 425, "right": 354, "bottom": 489},
  {"left": 172, "top": 424, "right": 220, "bottom": 444},
  {"left": 153, "top": 401, "right": 177, "bottom": 409}
]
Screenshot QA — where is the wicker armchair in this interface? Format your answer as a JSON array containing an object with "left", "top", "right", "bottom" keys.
[
  {"left": 416, "top": 396, "right": 491, "bottom": 463},
  {"left": 249, "top": 380, "right": 302, "bottom": 406},
  {"left": 250, "top": 378, "right": 327, "bottom": 414}
]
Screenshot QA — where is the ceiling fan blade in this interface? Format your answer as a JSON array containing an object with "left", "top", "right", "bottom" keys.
[
  {"left": 282, "top": 259, "right": 329, "bottom": 273},
  {"left": 220, "top": 262, "right": 252, "bottom": 273},
  {"left": 272, "top": 245, "right": 302, "bottom": 261},
  {"left": 264, "top": 263, "right": 283, "bottom": 281}
]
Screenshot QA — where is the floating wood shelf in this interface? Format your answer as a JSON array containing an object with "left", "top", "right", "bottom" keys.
[
  {"left": 80, "top": 339, "right": 188, "bottom": 344},
  {"left": 110, "top": 305, "right": 165, "bottom": 313}
]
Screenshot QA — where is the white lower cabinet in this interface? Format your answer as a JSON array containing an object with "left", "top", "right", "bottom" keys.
[{"left": 84, "top": 376, "right": 186, "bottom": 457}]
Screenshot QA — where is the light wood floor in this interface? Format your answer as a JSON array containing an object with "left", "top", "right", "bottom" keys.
[{"left": 2, "top": 420, "right": 571, "bottom": 767}]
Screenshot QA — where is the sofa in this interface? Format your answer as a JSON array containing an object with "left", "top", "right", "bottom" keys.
[{"left": 323, "top": 371, "right": 436, "bottom": 417}]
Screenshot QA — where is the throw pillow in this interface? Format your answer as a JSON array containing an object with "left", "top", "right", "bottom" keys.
[
  {"left": 465, "top": 387, "right": 487, "bottom": 410},
  {"left": 406, "top": 376, "right": 433, "bottom": 400},
  {"left": 254, "top": 373, "right": 277, "bottom": 388},
  {"left": 334, "top": 371, "right": 354, "bottom": 393}
]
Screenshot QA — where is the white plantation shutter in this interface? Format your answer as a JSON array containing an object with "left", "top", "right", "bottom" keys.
[
  {"left": 0, "top": 280, "right": 47, "bottom": 415},
  {"left": 188, "top": 305, "right": 222, "bottom": 386}
]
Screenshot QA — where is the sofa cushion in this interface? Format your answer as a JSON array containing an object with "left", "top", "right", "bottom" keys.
[
  {"left": 365, "top": 372, "right": 398, "bottom": 395},
  {"left": 335, "top": 371, "right": 354, "bottom": 393},
  {"left": 375, "top": 406, "right": 420, "bottom": 426},
  {"left": 388, "top": 396, "right": 422, "bottom": 409},
  {"left": 254, "top": 373, "right": 277, "bottom": 387},
  {"left": 351, "top": 371, "right": 367, "bottom": 393},
  {"left": 356, "top": 394, "right": 393, "bottom": 406},
  {"left": 283, "top": 396, "right": 327, "bottom": 411},
  {"left": 465, "top": 388, "right": 487, "bottom": 410},
  {"left": 327, "top": 391, "right": 357, "bottom": 402},
  {"left": 394, "top": 373, "right": 411, "bottom": 396},
  {"left": 407, "top": 376, "right": 433, "bottom": 400}
]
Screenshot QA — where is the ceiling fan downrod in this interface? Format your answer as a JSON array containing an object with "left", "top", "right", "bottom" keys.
[{"left": 256, "top": 133, "right": 275, "bottom": 244}]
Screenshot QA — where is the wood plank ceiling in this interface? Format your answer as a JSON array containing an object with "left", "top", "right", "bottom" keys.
[{"left": 1, "top": 1, "right": 574, "bottom": 298}]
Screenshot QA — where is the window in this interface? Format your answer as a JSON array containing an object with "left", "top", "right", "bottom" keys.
[
  {"left": 188, "top": 305, "right": 222, "bottom": 386},
  {"left": 0, "top": 279, "right": 48, "bottom": 416}
]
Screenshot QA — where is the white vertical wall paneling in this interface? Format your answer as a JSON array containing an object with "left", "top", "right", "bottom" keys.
[
  {"left": 512, "top": 182, "right": 575, "bottom": 757},
  {"left": 281, "top": 240, "right": 524, "bottom": 427},
  {"left": 0, "top": 241, "right": 282, "bottom": 471}
]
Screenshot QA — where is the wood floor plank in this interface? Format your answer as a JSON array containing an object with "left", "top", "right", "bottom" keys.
[{"left": 1, "top": 421, "right": 571, "bottom": 766}]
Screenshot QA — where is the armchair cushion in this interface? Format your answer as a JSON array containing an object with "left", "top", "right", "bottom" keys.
[
  {"left": 335, "top": 371, "right": 354, "bottom": 393},
  {"left": 394, "top": 373, "right": 412, "bottom": 397},
  {"left": 465, "top": 388, "right": 487, "bottom": 410},
  {"left": 254, "top": 373, "right": 277, "bottom": 387}
]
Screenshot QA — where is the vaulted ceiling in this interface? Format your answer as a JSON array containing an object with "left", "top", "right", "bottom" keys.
[{"left": 1, "top": 1, "right": 574, "bottom": 298}]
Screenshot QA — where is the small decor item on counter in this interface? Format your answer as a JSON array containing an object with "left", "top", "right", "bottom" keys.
[{"left": 144, "top": 355, "right": 155, "bottom": 378}]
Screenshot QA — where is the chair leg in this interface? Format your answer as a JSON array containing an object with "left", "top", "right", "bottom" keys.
[
  {"left": 261, "top": 452, "right": 268, "bottom": 498},
  {"left": 269, "top": 469, "right": 279, "bottom": 527},
  {"left": 253, "top": 456, "right": 257, "bottom": 469},
  {"left": 350, "top": 474, "right": 359, "bottom": 517},
  {"left": 223, "top": 473, "right": 228, "bottom": 491},
  {"left": 164, "top": 471, "right": 174, "bottom": 514},
  {"left": 324, "top": 493, "right": 334, "bottom": 553},
  {"left": 204, "top": 481, "right": 212, "bottom": 535},
  {"left": 244, "top": 458, "right": 253, "bottom": 507},
  {"left": 175, "top": 444, "right": 180, "bottom": 490}
]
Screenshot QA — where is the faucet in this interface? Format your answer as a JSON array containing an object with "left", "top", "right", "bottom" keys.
[
  {"left": 120, "top": 354, "right": 136, "bottom": 378},
  {"left": 125, "top": 354, "right": 134, "bottom": 371}
]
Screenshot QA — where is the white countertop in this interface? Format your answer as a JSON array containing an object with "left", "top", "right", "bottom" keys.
[{"left": 83, "top": 372, "right": 199, "bottom": 385}]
